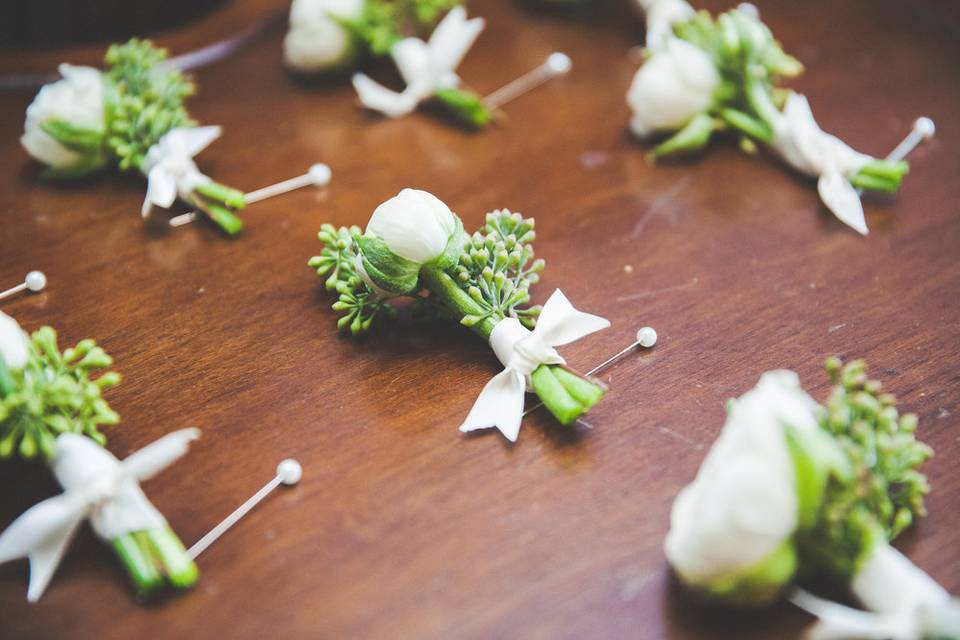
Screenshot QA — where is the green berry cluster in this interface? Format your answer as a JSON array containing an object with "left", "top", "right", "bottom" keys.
[
  {"left": 0, "top": 327, "right": 120, "bottom": 460},
  {"left": 308, "top": 224, "right": 396, "bottom": 334},
  {"left": 342, "top": 0, "right": 462, "bottom": 55},
  {"left": 798, "top": 358, "right": 932, "bottom": 581},
  {"left": 455, "top": 210, "right": 544, "bottom": 330},
  {"left": 103, "top": 39, "right": 195, "bottom": 172}
]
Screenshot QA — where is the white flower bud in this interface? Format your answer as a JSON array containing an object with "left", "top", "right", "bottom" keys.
[
  {"left": 664, "top": 370, "right": 821, "bottom": 594},
  {"left": 0, "top": 312, "right": 30, "bottom": 371},
  {"left": 626, "top": 38, "right": 719, "bottom": 138},
  {"left": 284, "top": 0, "right": 364, "bottom": 73},
  {"left": 21, "top": 64, "right": 106, "bottom": 170},
  {"left": 366, "top": 189, "right": 457, "bottom": 264}
]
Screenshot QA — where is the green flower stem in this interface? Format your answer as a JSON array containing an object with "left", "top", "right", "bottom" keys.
[
  {"left": 420, "top": 265, "right": 498, "bottom": 339},
  {"left": 432, "top": 88, "right": 493, "bottom": 128},
  {"left": 744, "top": 75, "right": 783, "bottom": 130},
  {"left": 719, "top": 107, "right": 773, "bottom": 143},
  {"left": 112, "top": 533, "right": 163, "bottom": 598},
  {"left": 529, "top": 366, "right": 583, "bottom": 424},
  {"left": 111, "top": 528, "right": 197, "bottom": 599},
  {"left": 419, "top": 265, "right": 605, "bottom": 426},
  {"left": 851, "top": 159, "right": 908, "bottom": 193},
  {"left": 190, "top": 194, "right": 244, "bottom": 236},
  {"left": 143, "top": 528, "right": 198, "bottom": 589},
  {"left": 653, "top": 113, "right": 716, "bottom": 158},
  {"left": 195, "top": 181, "right": 247, "bottom": 210}
]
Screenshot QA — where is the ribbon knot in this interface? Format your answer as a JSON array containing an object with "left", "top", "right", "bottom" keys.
[
  {"left": 141, "top": 126, "right": 222, "bottom": 218},
  {"left": 459, "top": 289, "right": 609, "bottom": 442},
  {"left": 352, "top": 7, "right": 485, "bottom": 118},
  {"left": 0, "top": 428, "right": 199, "bottom": 601},
  {"left": 771, "top": 93, "right": 873, "bottom": 235}
]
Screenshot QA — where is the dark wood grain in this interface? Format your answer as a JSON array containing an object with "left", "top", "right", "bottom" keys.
[{"left": 0, "top": 1, "right": 957, "bottom": 638}]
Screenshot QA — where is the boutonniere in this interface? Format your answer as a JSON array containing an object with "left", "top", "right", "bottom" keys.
[
  {"left": 0, "top": 312, "right": 198, "bottom": 601},
  {"left": 665, "top": 360, "right": 959, "bottom": 639},
  {"left": 628, "top": 2, "right": 934, "bottom": 235},
  {"left": 309, "top": 188, "right": 611, "bottom": 441},
  {"left": 21, "top": 40, "right": 248, "bottom": 235},
  {"left": 286, "top": 2, "right": 571, "bottom": 128},
  {"left": 285, "top": 0, "right": 460, "bottom": 74}
]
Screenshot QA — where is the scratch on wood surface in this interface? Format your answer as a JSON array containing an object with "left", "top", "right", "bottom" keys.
[
  {"left": 632, "top": 176, "right": 693, "bottom": 238},
  {"left": 658, "top": 426, "right": 701, "bottom": 449},
  {"left": 616, "top": 277, "right": 699, "bottom": 302},
  {"left": 828, "top": 323, "right": 847, "bottom": 333}
]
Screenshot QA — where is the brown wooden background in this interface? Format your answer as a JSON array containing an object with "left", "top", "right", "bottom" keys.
[{"left": 0, "top": 0, "right": 957, "bottom": 638}]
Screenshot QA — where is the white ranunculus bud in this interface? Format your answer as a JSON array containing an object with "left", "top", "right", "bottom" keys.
[
  {"left": 665, "top": 370, "right": 821, "bottom": 602},
  {"left": 627, "top": 38, "right": 719, "bottom": 138},
  {"left": 0, "top": 312, "right": 30, "bottom": 371},
  {"left": 366, "top": 188, "right": 458, "bottom": 264},
  {"left": 21, "top": 64, "right": 106, "bottom": 171},
  {"left": 284, "top": 0, "right": 364, "bottom": 73}
]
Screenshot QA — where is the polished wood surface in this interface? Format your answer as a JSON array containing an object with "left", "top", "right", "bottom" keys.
[{"left": 1, "top": 1, "right": 958, "bottom": 637}]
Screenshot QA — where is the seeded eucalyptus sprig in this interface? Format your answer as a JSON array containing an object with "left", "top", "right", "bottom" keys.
[
  {"left": 0, "top": 327, "right": 120, "bottom": 461},
  {"left": 342, "top": 0, "right": 462, "bottom": 55},
  {"left": 797, "top": 358, "right": 932, "bottom": 582},
  {"left": 103, "top": 39, "right": 195, "bottom": 173},
  {"left": 308, "top": 224, "right": 396, "bottom": 334},
  {"left": 453, "top": 210, "right": 544, "bottom": 331}
]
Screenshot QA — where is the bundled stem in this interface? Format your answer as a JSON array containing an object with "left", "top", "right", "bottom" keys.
[{"left": 310, "top": 210, "right": 606, "bottom": 425}]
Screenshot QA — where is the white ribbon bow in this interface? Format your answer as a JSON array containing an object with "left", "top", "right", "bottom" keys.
[
  {"left": 140, "top": 126, "right": 222, "bottom": 218},
  {"left": 352, "top": 6, "right": 485, "bottom": 118},
  {"left": 0, "top": 428, "right": 199, "bottom": 602},
  {"left": 771, "top": 93, "right": 874, "bottom": 235},
  {"left": 790, "top": 545, "right": 960, "bottom": 640},
  {"left": 459, "top": 290, "right": 610, "bottom": 442},
  {"left": 791, "top": 589, "right": 960, "bottom": 640},
  {"left": 636, "top": 0, "right": 695, "bottom": 52}
]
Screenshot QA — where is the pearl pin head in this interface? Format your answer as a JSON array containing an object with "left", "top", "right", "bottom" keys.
[
  {"left": 546, "top": 52, "right": 572, "bottom": 76},
  {"left": 25, "top": 271, "right": 47, "bottom": 292},
  {"left": 277, "top": 459, "right": 303, "bottom": 485},
  {"left": 637, "top": 327, "right": 658, "bottom": 348}
]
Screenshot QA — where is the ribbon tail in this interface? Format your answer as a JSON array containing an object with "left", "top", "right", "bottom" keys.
[
  {"left": 352, "top": 74, "right": 419, "bottom": 118},
  {"left": 459, "top": 369, "right": 526, "bottom": 442},
  {"left": 819, "top": 172, "right": 868, "bottom": 235},
  {"left": 789, "top": 589, "right": 919, "bottom": 640},
  {"left": 163, "top": 126, "right": 222, "bottom": 158},
  {"left": 534, "top": 289, "right": 611, "bottom": 347},
  {"left": 427, "top": 7, "right": 485, "bottom": 75},
  {"left": 0, "top": 493, "right": 87, "bottom": 602},
  {"left": 122, "top": 428, "right": 200, "bottom": 482},
  {"left": 144, "top": 165, "right": 178, "bottom": 216}
]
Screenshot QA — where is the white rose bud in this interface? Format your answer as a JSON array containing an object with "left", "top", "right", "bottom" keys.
[
  {"left": 664, "top": 370, "right": 822, "bottom": 605},
  {"left": 627, "top": 38, "right": 719, "bottom": 138},
  {"left": 366, "top": 189, "right": 458, "bottom": 264},
  {"left": 0, "top": 312, "right": 31, "bottom": 371},
  {"left": 284, "top": 0, "right": 364, "bottom": 73},
  {"left": 21, "top": 64, "right": 107, "bottom": 173}
]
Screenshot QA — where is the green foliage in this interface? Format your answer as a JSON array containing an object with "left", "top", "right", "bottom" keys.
[
  {"left": 342, "top": 0, "right": 462, "bottom": 55},
  {"left": 0, "top": 328, "right": 121, "bottom": 461},
  {"left": 103, "top": 39, "right": 195, "bottom": 172},
  {"left": 453, "top": 210, "right": 543, "bottom": 330},
  {"left": 797, "top": 358, "right": 932, "bottom": 582},
  {"left": 308, "top": 224, "right": 395, "bottom": 335},
  {"left": 655, "top": 8, "right": 802, "bottom": 157}
]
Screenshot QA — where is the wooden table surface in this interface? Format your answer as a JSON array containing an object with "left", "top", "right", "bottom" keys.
[{"left": 0, "top": 0, "right": 957, "bottom": 638}]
